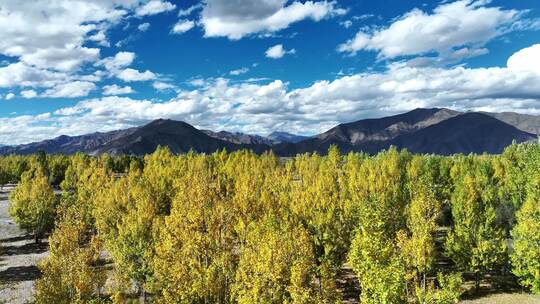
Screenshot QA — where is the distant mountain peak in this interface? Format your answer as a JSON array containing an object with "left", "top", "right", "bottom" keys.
[
  {"left": 267, "top": 131, "right": 308, "bottom": 144},
  {"left": 0, "top": 108, "right": 537, "bottom": 156}
]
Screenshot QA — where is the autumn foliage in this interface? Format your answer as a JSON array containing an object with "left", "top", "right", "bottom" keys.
[{"left": 1, "top": 143, "right": 539, "bottom": 303}]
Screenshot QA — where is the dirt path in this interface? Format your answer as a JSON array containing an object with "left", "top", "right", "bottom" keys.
[{"left": 0, "top": 184, "right": 48, "bottom": 304}]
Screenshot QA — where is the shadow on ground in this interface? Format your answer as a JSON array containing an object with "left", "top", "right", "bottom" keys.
[
  {"left": 1, "top": 242, "right": 47, "bottom": 257},
  {"left": 455, "top": 273, "right": 523, "bottom": 301},
  {"left": 0, "top": 265, "right": 41, "bottom": 282},
  {"left": 0, "top": 234, "right": 35, "bottom": 243}
]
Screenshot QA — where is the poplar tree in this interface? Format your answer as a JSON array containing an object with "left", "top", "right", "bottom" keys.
[
  {"left": 35, "top": 207, "right": 105, "bottom": 304},
  {"left": 153, "top": 155, "right": 236, "bottom": 303},
  {"left": 399, "top": 156, "right": 442, "bottom": 300},
  {"left": 9, "top": 167, "right": 57, "bottom": 243},
  {"left": 445, "top": 159, "right": 507, "bottom": 290},
  {"left": 289, "top": 146, "right": 352, "bottom": 301},
  {"left": 94, "top": 169, "right": 156, "bottom": 301},
  {"left": 511, "top": 168, "right": 540, "bottom": 293},
  {"left": 347, "top": 148, "right": 410, "bottom": 303},
  {"left": 232, "top": 219, "right": 317, "bottom": 304},
  {"left": 93, "top": 147, "right": 181, "bottom": 301}
]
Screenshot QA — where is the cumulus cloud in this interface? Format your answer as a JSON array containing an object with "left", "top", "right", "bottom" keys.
[
  {"left": 20, "top": 46, "right": 100, "bottom": 72},
  {"left": 172, "top": 20, "right": 195, "bottom": 34},
  {"left": 0, "top": 62, "right": 67, "bottom": 88},
  {"left": 135, "top": 0, "right": 176, "bottom": 16},
  {"left": 117, "top": 68, "right": 156, "bottom": 82},
  {"left": 507, "top": 44, "right": 540, "bottom": 73},
  {"left": 5, "top": 93, "right": 14, "bottom": 100},
  {"left": 200, "top": 0, "right": 346, "bottom": 39},
  {"left": 338, "top": 0, "right": 523, "bottom": 61},
  {"left": 42, "top": 81, "right": 96, "bottom": 98},
  {"left": 0, "top": 0, "right": 128, "bottom": 73},
  {"left": 97, "top": 52, "right": 157, "bottom": 82},
  {"left": 99, "top": 52, "right": 136, "bottom": 71},
  {"left": 21, "top": 90, "right": 38, "bottom": 99},
  {"left": 88, "top": 30, "right": 110, "bottom": 47},
  {"left": 0, "top": 1, "right": 166, "bottom": 95},
  {"left": 265, "top": 44, "right": 296, "bottom": 59},
  {"left": 152, "top": 81, "right": 176, "bottom": 91},
  {"left": 189, "top": 78, "right": 207, "bottom": 87},
  {"left": 4, "top": 44, "right": 540, "bottom": 145},
  {"left": 102, "top": 84, "right": 134, "bottom": 95}
]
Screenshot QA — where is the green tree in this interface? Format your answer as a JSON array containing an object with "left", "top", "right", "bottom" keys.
[
  {"left": 60, "top": 155, "right": 112, "bottom": 228},
  {"left": 421, "top": 273, "right": 463, "bottom": 304},
  {"left": 511, "top": 172, "right": 540, "bottom": 293},
  {"left": 35, "top": 206, "right": 105, "bottom": 304},
  {"left": 232, "top": 219, "right": 317, "bottom": 304},
  {"left": 9, "top": 167, "right": 57, "bottom": 243},
  {"left": 347, "top": 148, "right": 410, "bottom": 303},
  {"left": 399, "top": 156, "right": 442, "bottom": 301},
  {"left": 289, "top": 146, "right": 353, "bottom": 301},
  {"left": 153, "top": 155, "right": 235, "bottom": 303},
  {"left": 47, "top": 154, "right": 70, "bottom": 186},
  {"left": 94, "top": 170, "right": 156, "bottom": 301},
  {"left": 445, "top": 158, "right": 507, "bottom": 291}
]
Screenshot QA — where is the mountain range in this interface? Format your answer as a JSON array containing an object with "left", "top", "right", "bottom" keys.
[{"left": 0, "top": 108, "right": 537, "bottom": 156}]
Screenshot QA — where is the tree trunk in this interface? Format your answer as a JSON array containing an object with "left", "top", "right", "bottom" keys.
[
  {"left": 422, "top": 272, "right": 426, "bottom": 294},
  {"left": 139, "top": 286, "right": 147, "bottom": 304},
  {"left": 475, "top": 273, "right": 480, "bottom": 292}
]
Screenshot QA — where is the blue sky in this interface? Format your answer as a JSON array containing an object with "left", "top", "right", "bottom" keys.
[{"left": 0, "top": 0, "right": 540, "bottom": 144}]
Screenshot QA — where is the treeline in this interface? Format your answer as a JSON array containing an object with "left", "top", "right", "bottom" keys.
[{"left": 1, "top": 144, "right": 539, "bottom": 303}]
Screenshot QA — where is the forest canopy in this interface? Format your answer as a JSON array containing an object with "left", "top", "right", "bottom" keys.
[{"left": 0, "top": 143, "right": 539, "bottom": 303}]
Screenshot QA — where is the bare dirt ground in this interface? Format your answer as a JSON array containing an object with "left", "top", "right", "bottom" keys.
[
  {"left": 460, "top": 293, "right": 540, "bottom": 303},
  {"left": 0, "top": 184, "right": 48, "bottom": 304}
]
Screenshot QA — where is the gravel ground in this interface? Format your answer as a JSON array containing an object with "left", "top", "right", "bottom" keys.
[{"left": 0, "top": 184, "right": 49, "bottom": 304}]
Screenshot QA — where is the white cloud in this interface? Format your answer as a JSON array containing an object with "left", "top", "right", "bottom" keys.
[
  {"left": 338, "top": 0, "right": 522, "bottom": 60},
  {"left": 265, "top": 44, "right": 296, "bottom": 59},
  {"left": 135, "top": 0, "right": 176, "bottom": 16},
  {"left": 21, "top": 89, "right": 38, "bottom": 99},
  {"left": 43, "top": 81, "right": 96, "bottom": 98},
  {"left": 178, "top": 3, "right": 203, "bottom": 17},
  {"left": 340, "top": 20, "right": 353, "bottom": 28},
  {"left": 229, "top": 67, "right": 250, "bottom": 76},
  {"left": 152, "top": 81, "right": 176, "bottom": 91},
  {"left": 201, "top": 0, "right": 346, "bottom": 39},
  {"left": 507, "top": 44, "right": 540, "bottom": 73},
  {"left": 99, "top": 52, "right": 136, "bottom": 71},
  {"left": 0, "top": 0, "right": 128, "bottom": 72},
  {"left": 4, "top": 44, "right": 540, "bottom": 145},
  {"left": 117, "top": 68, "right": 156, "bottom": 82},
  {"left": 172, "top": 20, "right": 195, "bottom": 34},
  {"left": 0, "top": 1, "right": 180, "bottom": 96},
  {"left": 20, "top": 46, "right": 100, "bottom": 72},
  {"left": 0, "top": 62, "right": 67, "bottom": 88},
  {"left": 138, "top": 22, "right": 151, "bottom": 31},
  {"left": 5, "top": 93, "right": 15, "bottom": 100},
  {"left": 88, "top": 30, "right": 110, "bottom": 47},
  {"left": 189, "top": 78, "right": 206, "bottom": 87},
  {"left": 102, "top": 84, "right": 134, "bottom": 95},
  {"left": 97, "top": 52, "right": 157, "bottom": 83}
]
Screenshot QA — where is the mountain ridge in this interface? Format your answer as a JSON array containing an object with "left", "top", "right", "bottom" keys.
[{"left": 1, "top": 108, "right": 537, "bottom": 156}]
